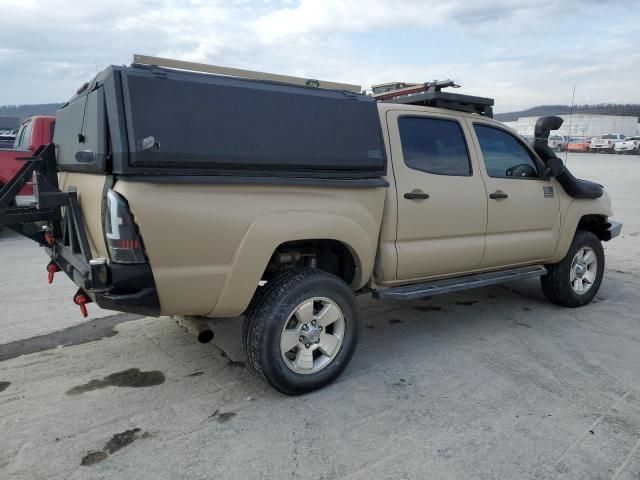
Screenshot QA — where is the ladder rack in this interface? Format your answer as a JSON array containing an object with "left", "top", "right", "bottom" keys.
[{"left": 132, "top": 54, "right": 362, "bottom": 93}]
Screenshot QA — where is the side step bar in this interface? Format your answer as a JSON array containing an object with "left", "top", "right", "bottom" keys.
[{"left": 372, "top": 265, "right": 547, "bottom": 301}]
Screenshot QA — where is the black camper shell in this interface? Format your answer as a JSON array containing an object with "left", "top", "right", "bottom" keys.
[{"left": 54, "top": 65, "right": 387, "bottom": 182}]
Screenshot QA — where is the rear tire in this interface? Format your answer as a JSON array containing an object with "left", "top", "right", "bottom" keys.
[
  {"left": 242, "top": 268, "right": 359, "bottom": 395},
  {"left": 541, "top": 230, "right": 604, "bottom": 307}
]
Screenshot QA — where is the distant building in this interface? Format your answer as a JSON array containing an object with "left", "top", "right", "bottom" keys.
[{"left": 502, "top": 114, "right": 639, "bottom": 138}]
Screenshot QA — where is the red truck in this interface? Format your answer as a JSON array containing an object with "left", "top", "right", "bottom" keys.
[{"left": 0, "top": 115, "right": 56, "bottom": 197}]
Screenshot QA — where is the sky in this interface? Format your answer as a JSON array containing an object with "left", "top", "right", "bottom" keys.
[{"left": 0, "top": 0, "right": 638, "bottom": 112}]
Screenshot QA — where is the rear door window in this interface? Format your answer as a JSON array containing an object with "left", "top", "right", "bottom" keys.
[{"left": 398, "top": 116, "right": 471, "bottom": 176}]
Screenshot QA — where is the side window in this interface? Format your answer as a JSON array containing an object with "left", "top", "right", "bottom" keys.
[
  {"left": 474, "top": 124, "right": 540, "bottom": 179},
  {"left": 398, "top": 116, "right": 471, "bottom": 176},
  {"left": 16, "top": 121, "right": 32, "bottom": 151}
]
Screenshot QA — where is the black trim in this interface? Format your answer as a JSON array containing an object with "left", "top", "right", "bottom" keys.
[
  {"left": 48, "top": 244, "right": 160, "bottom": 316},
  {"left": 118, "top": 174, "right": 389, "bottom": 188},
  {"left": 602, "top": 220, "right": 622, "bottom": 241}
]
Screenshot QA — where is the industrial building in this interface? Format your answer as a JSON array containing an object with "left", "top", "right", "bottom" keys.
[{"left": 502, "top": 114, "right": 639, "bottom": 138}]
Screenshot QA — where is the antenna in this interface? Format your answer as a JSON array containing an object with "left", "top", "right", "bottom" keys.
[{"left": 565, "top": 84, "right": 576, "bottom": 165}]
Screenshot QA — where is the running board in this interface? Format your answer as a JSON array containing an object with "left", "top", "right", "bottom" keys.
[{"left": 372, "top": 265, "right": 547, "bottom": 301}]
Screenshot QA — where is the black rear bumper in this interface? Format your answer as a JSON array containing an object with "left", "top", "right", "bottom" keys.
[{"left": 47, "top": 242, "right": 160, "bottom": 316}]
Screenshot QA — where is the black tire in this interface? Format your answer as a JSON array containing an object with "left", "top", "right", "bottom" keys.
[
  {"left": 541, "top": 230, "right": 604, "bottom": 308},
  {"left": 242, "top": 268, "right": 359, "bottom": 395}
]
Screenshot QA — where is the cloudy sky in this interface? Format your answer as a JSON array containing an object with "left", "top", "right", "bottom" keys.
[{"left": 0, "top": 0, "right": 638, "bottom": 112}]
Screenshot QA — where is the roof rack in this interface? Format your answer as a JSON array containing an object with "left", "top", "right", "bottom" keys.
[
  {"left": 132, "top": 54, "right": 362, "bottom": 93},
  {"left": 375, "top": 79, "right": 494, "bottom": 118}
]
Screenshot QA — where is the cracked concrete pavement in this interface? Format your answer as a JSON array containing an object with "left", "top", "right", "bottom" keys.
[{"left": 1, "top": 153, "right": 639, "bottom": 479}]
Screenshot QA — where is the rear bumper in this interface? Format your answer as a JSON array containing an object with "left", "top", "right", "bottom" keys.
[{"left": 47, "top": 242, "right": 161, "bottom": 316}]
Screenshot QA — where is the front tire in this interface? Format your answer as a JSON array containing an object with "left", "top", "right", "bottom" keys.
[
  {"left": 541, "top": 230, "right": 604, "bottom": 307},
  {"left": 242, "top": 268, "right": 359, "bottom": 395}
]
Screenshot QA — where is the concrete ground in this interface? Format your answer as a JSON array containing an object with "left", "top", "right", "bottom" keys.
[{"left": 1, "top": 152, "right": 639, "bottom": 480}]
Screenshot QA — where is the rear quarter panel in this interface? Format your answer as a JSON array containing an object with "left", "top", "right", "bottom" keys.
[{"left": 113, "top": 181, "right": 386, "bottom": 317}]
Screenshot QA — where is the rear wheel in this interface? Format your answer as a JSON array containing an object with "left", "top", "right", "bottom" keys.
[
  {"left": 541, "top": 230, "right": 604, "bottom": 307},
  {"left": 243, "top": 268, "right": 359, "bottom": 395}
]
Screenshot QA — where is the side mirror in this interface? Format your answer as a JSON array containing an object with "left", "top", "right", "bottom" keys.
[{"left": 545, "top": 157, "right": 565, "bottom": 177}]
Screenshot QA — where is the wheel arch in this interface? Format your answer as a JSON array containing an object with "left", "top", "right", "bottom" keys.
[
  {"left": 550, "top": 196, "right": 613, "bottom": 263},
  {"left": 208, "top": 211, "right": 377, "bottom": 317}
]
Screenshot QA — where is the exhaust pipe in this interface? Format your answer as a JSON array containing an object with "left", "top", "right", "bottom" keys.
[{"left": 175, "top": 316, "right": 214, "bottom": 344}]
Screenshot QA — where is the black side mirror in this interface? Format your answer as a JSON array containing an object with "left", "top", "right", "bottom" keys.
[{"left": 545, "top": 156, "right": 565, "bottom": 177}]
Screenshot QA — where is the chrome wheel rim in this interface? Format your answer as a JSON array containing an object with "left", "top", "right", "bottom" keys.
[
  {"left": 280, "top": 297, "right": 345, "bottom": 375},
  {"left": 570, "top": 246, "right": 598, "bottom": 294}
]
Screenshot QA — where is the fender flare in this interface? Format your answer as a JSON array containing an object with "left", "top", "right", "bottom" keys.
[
  {"left": 208, "top": 211, "right": 377, "bottom": 317},
  {"left": 549, "top": 199, "right": 613, "bottom": 263}
]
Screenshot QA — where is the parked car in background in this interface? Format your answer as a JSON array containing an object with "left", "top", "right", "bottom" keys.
[
  {"left": 568, "top": 138, "right": 591, "bottom": 153},
  {"left": 590, "top": 134, "right": 626, "bottom": 153},
  {"left": 548, "top": 135, "right": 570, "bottom": 152},
  {"left": 0, "top": 115, "right": 56, "bottom": 197},
  {"left": 0, "top": 130, "right": 16, "bottom": 149},
  {"left": 614, "top": 136, "right": 640, "bottom": 154}
]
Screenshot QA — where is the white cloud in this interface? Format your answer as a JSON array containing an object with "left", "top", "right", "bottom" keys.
[{"left": 0, "top": 0, "right": 638, "bottom": 112}]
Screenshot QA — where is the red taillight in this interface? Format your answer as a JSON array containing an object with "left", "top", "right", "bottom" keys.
[
  {"left": 104, "top": 190, "right": 146, "bottom": 264},
  {"left": 112, "top": 239, "right": 141, "bottom": 249}
]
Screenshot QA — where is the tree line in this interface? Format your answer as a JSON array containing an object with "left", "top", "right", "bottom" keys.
[
  {"left": 495, "top": 104, "right": 640, "bottom": 122},
  {"left": 0, "top": 103, "right": 62, "bottom": 122}
]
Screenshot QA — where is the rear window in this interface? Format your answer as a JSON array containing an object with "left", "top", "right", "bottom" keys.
[
  {"left": 54, "top": 87, "right": 108, "bottom": 173},
  {"left": 602, "top": 134, "right": 617, "bottom": 139}
]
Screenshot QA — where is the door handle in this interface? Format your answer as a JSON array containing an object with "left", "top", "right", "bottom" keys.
[
  {"left": 404, "top": 191, "right": 430, "bottom": 200},
  {"left": 489, "top": 191, "right": 509, "bottom": 200}
]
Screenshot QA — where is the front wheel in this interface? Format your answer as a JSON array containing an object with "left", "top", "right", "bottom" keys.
[
  {"left": 242, "top": 268, "right": 359, "bottom": 395},
  {"left": 541, "top": 230, "right": 604, "bottom": 307}
]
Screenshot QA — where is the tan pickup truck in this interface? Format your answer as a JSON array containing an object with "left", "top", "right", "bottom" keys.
[{"left": 0, "top": 57, "right": 621, "bottom": 394}]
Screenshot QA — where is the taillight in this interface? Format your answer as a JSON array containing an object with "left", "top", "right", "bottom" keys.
[{"left": 104, "top": 190, "right": 146, "bottom": 264}]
